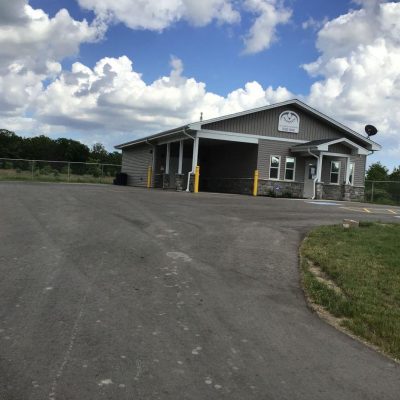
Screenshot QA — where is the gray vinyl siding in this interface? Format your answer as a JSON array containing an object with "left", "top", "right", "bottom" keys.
[
  {"left": 257, "top": 139, "right": 305, "bottom": 182},
  {"left": 350, "top": 155, "right": 366, "bottom": 186},
  {"left": 203, "top": 105, "right": 353, "bottom": 143},
  {"left": 321, "top": 157, "right": 346, "bottom": 185},
  {"left": 320, "top": 155, "right": 366, "bottom": 187},
  {"left": 122, "top": 144, "right": 153, "bottom": 187},
  {"left": 328, "top": 143, "right": 352, "bottom": 154}
]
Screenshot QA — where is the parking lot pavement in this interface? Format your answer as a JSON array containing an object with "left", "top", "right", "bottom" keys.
[{"left": 0, "top": 182, "right": 399, "bottom": 400}]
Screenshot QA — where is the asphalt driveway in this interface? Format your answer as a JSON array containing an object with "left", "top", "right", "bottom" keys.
[{"left": 0, "top": 182, "right": 399, "bottom": 400}]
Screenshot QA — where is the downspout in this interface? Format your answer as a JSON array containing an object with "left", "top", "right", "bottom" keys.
[
  {"left": 307, "top": 148, "right": 319, "bottom": 200},
  {"left": 182, "top": 127, "right": 196, "bottom": 192}
]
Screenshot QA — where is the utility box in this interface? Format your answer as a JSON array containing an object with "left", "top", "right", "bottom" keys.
[{"left": 114, "top": 172, "right": 128, "bottom": 186}]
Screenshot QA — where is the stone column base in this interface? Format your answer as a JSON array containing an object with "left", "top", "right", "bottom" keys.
[
  {"left": 315, "top": 183, "right": 324, "bottom": 199},
  {"left": 175, "top": 174, "right": 185, "bottom": 191},
  {"left": 189, "top": 174, "right": 195, "bottom": 192},
  {"left": 162, "top": 174, "right": 170, "bottom": 189},
  {"left": 343, "top": 184, "right": 351, "bottom": 201}
]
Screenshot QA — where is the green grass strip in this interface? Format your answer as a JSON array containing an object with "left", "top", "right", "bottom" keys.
[{"left": 300, "top": 222, "right": 400, "bottom": 360}]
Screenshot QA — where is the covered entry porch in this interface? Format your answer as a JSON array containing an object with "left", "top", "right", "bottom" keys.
[{"left": 291, "top": 138, "right": 369, "bottom": 201}]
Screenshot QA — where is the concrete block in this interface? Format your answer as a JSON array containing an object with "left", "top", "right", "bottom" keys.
[{"left": 343, "top": 219, "right": 359, "bottom": 229}]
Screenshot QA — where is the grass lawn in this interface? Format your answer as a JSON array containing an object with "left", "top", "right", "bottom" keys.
[{"left": 301, "top": 222, "right": 400, "bottom": 360}]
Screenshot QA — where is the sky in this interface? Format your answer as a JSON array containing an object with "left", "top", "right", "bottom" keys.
[{"left": 0, "top": 0, "right": 399, "bottom": 169}]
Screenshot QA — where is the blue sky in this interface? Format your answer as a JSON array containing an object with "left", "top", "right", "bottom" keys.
[
  {"left": 0, "top": 1, "right": 399, "bottom": 169},
  {"left": 30, "top": 0, "right": 349, "bottom": 94}
]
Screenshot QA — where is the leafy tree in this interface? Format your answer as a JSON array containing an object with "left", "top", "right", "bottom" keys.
[
  {"left": 107, "top": 151, "right": 122, "bottom": 165},
  {"left": 90, "top": 143, "right": 108, "bottom": 162},
  {"left": 0, "top": 129, "right": 121, "bottom": 168},
  {"left": 387, "top": 166, "right": 400, "bottom": 204},
  {"left": 0, "top": 129, "right": 24, "bottom": 158},
  {"left": 366, "top": 162, "right": 389, "bottom": 181},
  {"left": 390, "top": 166, "right": 400, "bottom": 181},
  {"left": 21, "top": 135, "right": 57, "bottom": 160},
  {"left": 54, "top": 138, "right": 90, "bottom": 162}
]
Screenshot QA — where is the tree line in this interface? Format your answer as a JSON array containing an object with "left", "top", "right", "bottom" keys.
[
  {"left": 366, "top": 162, "right": 400, "bottom": 182},
  {"left": 0, "top": 129, "right": 121, "bottom": 165}
]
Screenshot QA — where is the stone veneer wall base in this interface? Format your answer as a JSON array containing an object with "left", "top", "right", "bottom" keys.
[{"left": 258, "top": 180, "right": 304, "bottom": 198}]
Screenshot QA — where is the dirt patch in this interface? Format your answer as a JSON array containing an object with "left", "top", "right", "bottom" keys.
[{"left": 306, "top": 260, "right": 344, "bottom": 296}]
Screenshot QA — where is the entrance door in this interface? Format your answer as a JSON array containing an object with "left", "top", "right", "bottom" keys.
[{"left": 303, "top": 162, "right": 317, "bottom": 198}]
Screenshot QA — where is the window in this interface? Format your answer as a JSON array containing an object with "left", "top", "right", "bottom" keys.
[
  {"left": 330, "top": 161, "right": 340, "bottom": 184},
  {"left": 349, "top": 162, "right": 355, "bottom": 185},
  {"left": 269, "top": 156, "right": 281, "bottom": 180},
  {"left": 285, "top": 157, "right": 296, "bottom": 181}
]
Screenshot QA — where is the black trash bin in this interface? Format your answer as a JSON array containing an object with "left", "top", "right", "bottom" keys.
[{"left": 114, "top": 172, "right": 128, "bottom": 186}]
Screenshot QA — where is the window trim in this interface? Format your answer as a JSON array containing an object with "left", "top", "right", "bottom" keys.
[
  {"left": 330, "top": 160, "right": 341, "bottom": 185},
  {"left": 349, "top": 162, "right": 355, "bottom": 186},
  {"left": 284, "top": 156, "right": 296, "bottom": 182},
  {"left": 269, "top": 155, "right": 281, "bottom": 180}
]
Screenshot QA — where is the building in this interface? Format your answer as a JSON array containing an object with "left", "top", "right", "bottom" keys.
[{"left": 115, "top": 99, "right": 380, "bottom": 201}]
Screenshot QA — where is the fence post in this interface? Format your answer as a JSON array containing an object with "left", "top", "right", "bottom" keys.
[
  {"left": 100, "top": 164, "right": 104, "bottom": 183},
  {"left": 31, "top": 160, "right": 34, "bottom": 180},
  {"left": 67, "top": 162, "right": 71, "bottom": 182},
  {"left": 194, "top": 165, "right": 200, "bottom": 193},
  {"left": 253, "top": 170, "right": 259, "bottom": 197},
  {"left": 371, "top": 181, "right": 375, "bottom": 203}
]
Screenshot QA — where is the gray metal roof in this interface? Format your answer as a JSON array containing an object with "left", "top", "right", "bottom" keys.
[{"left": 115, "top": 125, "right": 188, "bottom": 149}]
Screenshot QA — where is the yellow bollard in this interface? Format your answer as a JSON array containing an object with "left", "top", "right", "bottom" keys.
[
  {"left": 147, "top": 166, "right": 152, "bottom": 188},
  {"left": 253, "top": 169, "right": 259, "bottom": 197},
  {"left": 194, "top": 165, "right": 200, "bottom": 193}
]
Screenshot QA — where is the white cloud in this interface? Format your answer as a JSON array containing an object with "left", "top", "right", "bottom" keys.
[
  {"left": 78, "top": 0, "right": 291, "bottom": 54},
  {"left": 1, "top": 0, "right": 399, "bottom": 171},
  {"left": 0, "top": 1, "right": 105, "bottom": 74},
  {"left": 302, "top": 0, "right": 400, "bottom": 167},
  {"left": 0, "top": 0, "right": 106, "bottom": 126},
  {"left": 0, "top": 0, "right": 28, "bottom": 25},
  {"left": 302, "top": 16, "right": 328, "bottom": 31},
  {"left": 33, "top": 56, "right": 293, "bottom": 148},
  {"left": 77, "top": 0, "right": 240, "bottom": 31},
  {"left": 242, "top": 0, "right": 292, "bottom": 54}
]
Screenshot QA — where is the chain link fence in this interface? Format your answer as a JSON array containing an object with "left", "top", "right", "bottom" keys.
[
  {"left": 365, "top": 180, "right": 400, "bottom": 206},
  {"left": 0, "top": 158, "right": 121, "bottom": 184}
]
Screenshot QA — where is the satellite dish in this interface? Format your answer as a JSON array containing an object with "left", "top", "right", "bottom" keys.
[{"left": 365, "top": 125, "right": 378, "bottom": 138}]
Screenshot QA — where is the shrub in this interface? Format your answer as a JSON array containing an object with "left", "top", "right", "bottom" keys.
[
  {"left": 3, "top": 161, "right": 13, "bottom": 169},
  {"left": 40, "top": 165, "right": 53, "bottom": 175}
]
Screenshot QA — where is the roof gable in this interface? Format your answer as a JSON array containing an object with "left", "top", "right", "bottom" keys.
[
  {"left": 189, "top": 99, "right": 380, "bottom": 151},
  {"left": 292, "top": 137, "right": 370, "bottom": 156}
]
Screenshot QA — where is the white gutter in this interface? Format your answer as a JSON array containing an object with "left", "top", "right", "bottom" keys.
[
  {"left": 116, "top": 128, "right": 186, "bottom": 149},
  {"left": 307, "top": 148, "right": 319, "bottom": 200},
  {"left": 182, "top": 128, "right": 196, "bottom": 192}
]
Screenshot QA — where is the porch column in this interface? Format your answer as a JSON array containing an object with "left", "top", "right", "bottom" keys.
[
  {"left": 345, "top": 156, "right": 351, "bottom": 184},
  {"left": 192, "top": 136, "right": 199, "bottom": 171},
  {"left": 165, "top": 142, "right": 170, "bottom": 174},
  {"left": 178, "top": 140, "right": 183, "bottom": 174},
  {"left": 317, "top": 153, "right": 323, "bottom": 182}
]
